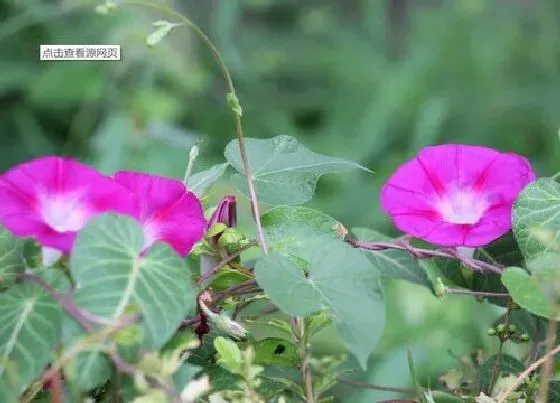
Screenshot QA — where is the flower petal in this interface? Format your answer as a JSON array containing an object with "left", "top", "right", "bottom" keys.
[
  {"left": 114, "top": 171, "right": 206, "bottom": 257},
  {"left": 381, "top": 145, "right": 536, "bottom": 247},
  {"left": 0, "top": 156, "right": 135, "bottom": 253}
]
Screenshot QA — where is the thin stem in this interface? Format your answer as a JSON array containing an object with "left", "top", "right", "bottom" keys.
[
  {"left": 446, "top": 289, "right": 510, "bottom": 298},
  {"left": 122, "top": 0, "right": 269, "bottom": 255},
  {"left": 488, "top": 299, "right": 513, "bottom": 395},
  {"left": 537, "top": 318, "right": 558, "bottom": 403},
  {"left": 338, "top": 378, "right": 417, "bottom": 394},
  {"left": 496, "top": 342, "right": 560, "bottom": 402},
  {"left": 348, "top": 239, "right": 504, "bottom": 274},
  {"left": 49, "top": 371, "right": 64, "bottom": 403},
  {"left": 20, "top": 272, "right": 179, "bottom": 402},
  {"left": 291, "top": 318, "right": 315, "bottom": 403},
  {"left": 377, "top": 400, "right": 418, "bottom": 403},
  {"left": 214, "top": 279, "right": 259, "bottom": 304},
  {"left": 20, "top": 271, "right": 138, "bottom": 329},
  {"left": 194, "top": 241, "right": 257, "bottom": 286}
]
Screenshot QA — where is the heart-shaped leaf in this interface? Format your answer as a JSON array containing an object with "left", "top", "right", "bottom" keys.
[
  {"left": 60, "top": 316, "right": 112, "bottom": 391},
  {"left": 262, "top": 206, "right": 345, "bottom": 262},
  {"left": 0, "top": 225, "right": 25, "bottom": 289},
  {"left": 501, "top": 266, "right": 560, "bottom": 320},
  {"left": 513, "top": 178, "right": 560, "bottom": 260},
  {"left": 0, "top": 275, "right": 63, "bottom": 396},
  {"left": 71, "top": 214, "right": 196, "bottom": 349},
  {"left": 225, "top": 135, "right": 370, "bottom": 205},
  {"left": 255, "top": 241, "right": 385, "bottom": 369}
]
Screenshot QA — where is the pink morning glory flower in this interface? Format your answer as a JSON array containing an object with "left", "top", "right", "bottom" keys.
[
  {"left": 114, "top": 172, "right": 206, "bottom": 257},
  {"left": 0, "top": 156, "right": 136, "bottom": 258},
  {"left": 380, "top": 144, "right": 536, "bottom": 247}
]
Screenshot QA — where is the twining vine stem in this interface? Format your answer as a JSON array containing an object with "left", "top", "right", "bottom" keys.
[
  {"left": 338, "top": 378, "right": 417, "bottom": 394},
  {"left": 446, "top": 289, "right": 510, "bottom": 298},
  {"left": 488, "top": 299, "right": 514, "bottom": 395},
  {"left": 122, "top": 0, "right": 269, "bottom": 256},
  {"left": 348, "top": 239, "right": 504, "bottom": 274}
]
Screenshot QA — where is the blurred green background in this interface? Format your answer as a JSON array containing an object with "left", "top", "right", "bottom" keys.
[{"left": 2, "top": 0, "right": 560, "bottom": 400}]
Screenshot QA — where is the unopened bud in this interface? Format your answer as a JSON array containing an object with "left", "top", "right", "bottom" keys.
[
  {"left": 218, "top": 228, "right": 246, "bottom": 252},
  {"left": 206, "top": 195, "right": 237, "bottom": 246},
  {"left": 434, "top": 277, "right": 447, "bottom": 298},
  {"left": 487, "top": 328, "right": 497, "bottom": 336},
  {"left": 496, "top": 324, "right": 506, "bottom": 333},
  {"left": 519, "top": 333, "right": 530, "bottom": 342},
  {"left": 507, "top": 324, "right": 517, "bottom": 334}
]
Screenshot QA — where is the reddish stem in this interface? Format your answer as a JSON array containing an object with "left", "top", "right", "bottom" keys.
[{"left": 348, "top": 239, "right": 504, "bottom": 274}]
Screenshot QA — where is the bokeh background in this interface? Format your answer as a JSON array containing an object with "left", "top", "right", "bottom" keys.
[{"left": 2, "top": 0, "right": 560, "bottom": 400}]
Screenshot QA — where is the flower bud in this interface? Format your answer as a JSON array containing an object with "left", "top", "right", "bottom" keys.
[
  {"left": 487, "top": 328, "right": 497, "bottom": 336},
  {"left": 507, "top": 324, "right": 517, "bottom": 334},
  {"left": 208, "top": 196, "right": 237, "bottom": 230},
  {"left": 434, "top": 277, "right": 447, "bottom": 298},
  {"left": 519, "top": 333, "right": 530, "bottom": 342},
  {"left": 496, "top": 324, "right": 506, "bottom": 333},
  {"left": 218, "top": 228, "right": 246, "bottom": 253},
  {"left": 206, "top": 195, "right": 237, "bottom": 246}
]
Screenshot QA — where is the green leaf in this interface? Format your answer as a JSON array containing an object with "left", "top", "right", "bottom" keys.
[
  {"left": 549, "top": 381, "right": 560, "bottom": 402},
  {"left": 225, "top": 135, "right": 370, "bottom": 205},
  {"left": 209, "top": 268, "right": 252, "bottom": 291},
  {"left": 187, "top": 163, "right": 229, "bottom": 198},
  {"left": 526, "top": 252, "right": 560, "bottom": 304},
  {"left": 254, "top": 337, "right": 299, "bottom": 367},
  {"left": 0, "top": 225, "right": 25, "bottom": 289},
  {"left": 255, "top": 242, "right": 385, "bottom": 369},
  {"left": 262, "top": 206, "right": 345, "bottom": 262},
  {"left": 476, "top": 354, "right": 524, "bottom": 390},
  {"left": 204, "top": 365, "right": 239, "bottom": 391},
  {"left": 243, "top": 319, "right": 293, "bottom": 341},
  {"left": 0, "top": 277, "right": 63, "bottom": 396},
  {"left": 306, "top": 312, "right": 332, "bottom": 339},
  {"left": 146, "top": 21, "right": 182, "bottom": 47},
  {"left": 113, "top": 324, "right": 145, "bottom": 346},
  {"left": 61, "top": 316, "right": 112, "bottom": 392},
  {"left": 173, "top": 362, "right": 201, "bottom": 391},
  {"left": 351, "top": 228, "right": 431, "bottom": 288},
  {"left": 213, "top": 336, "right": 242, "bottom": 374},
  {"left": 502, "top": 267, "right": 560, "bottom": 320},
  {"left": 513, "top": 178, "right": 560, "bottom": 260},
  {"left": 70, "top": 214, "right": 196, "bottom": 349},
  {"left": 407, "top": 349, "right": 425, "bottom": 403}
]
